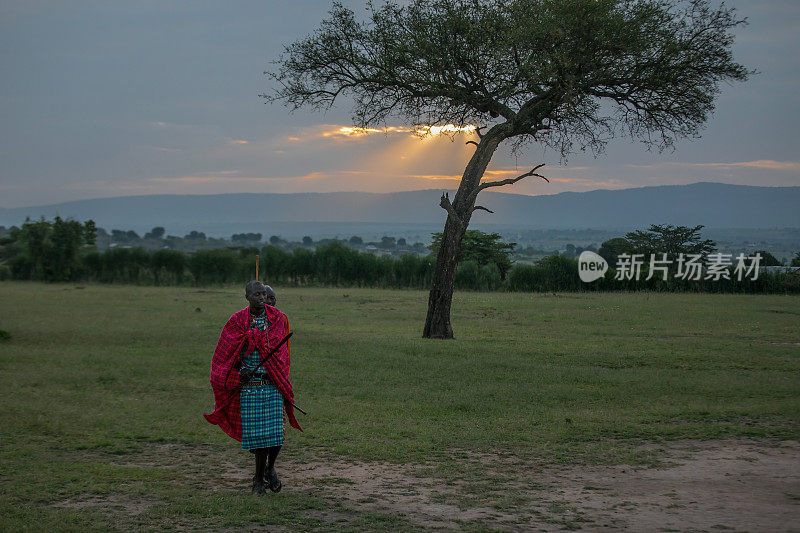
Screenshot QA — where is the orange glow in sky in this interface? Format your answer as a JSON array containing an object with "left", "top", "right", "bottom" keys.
[
  {"left": 323, "top": 124, "right": 476, "bottom": 138},
  {"left": 415, "top": 124, "right": 476, "bottom": 136},
  {"left": 327, "top": 126, "right": 383, "bottom": 137}
]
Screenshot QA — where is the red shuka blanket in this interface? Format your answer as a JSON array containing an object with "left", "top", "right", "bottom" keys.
[{"left": 203, "top": 305, "right": 301, "bottom": 440}]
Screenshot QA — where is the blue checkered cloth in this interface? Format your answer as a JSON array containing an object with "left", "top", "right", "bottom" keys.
[{"left": 240, "top": 313, "right": 284, "bottom": 450}]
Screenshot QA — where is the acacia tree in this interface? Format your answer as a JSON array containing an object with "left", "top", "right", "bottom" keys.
[
  {"left": 624, "top": 224, "right": 716, "bottom": 262},
  {"left": 265, "top": 0, "right": 749, "bottom": 338}
]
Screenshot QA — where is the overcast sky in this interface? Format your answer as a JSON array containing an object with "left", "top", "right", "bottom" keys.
[{"left": 0, "top": 0, "right": 798, "bottom": 208}]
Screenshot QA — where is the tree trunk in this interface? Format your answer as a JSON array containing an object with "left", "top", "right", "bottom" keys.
[
  {"left": 423, "top": 212, "right": 465, "bottom": 339},
  {"left": 423, "top": 129, "right": 504, "bottom": 339}
]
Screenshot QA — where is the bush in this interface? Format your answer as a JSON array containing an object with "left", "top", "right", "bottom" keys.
[
  {"left": 455, "top": 260, "right": 503, "bottom": 291},
  {"left": 508, "top": 256, "right": 581, "bottom": 292},
  {"left": 188, "top": 249, "right": 241, "bottom": 285},
  {"left": 151, "top": 249, "right": 186, "bottom": 285}
]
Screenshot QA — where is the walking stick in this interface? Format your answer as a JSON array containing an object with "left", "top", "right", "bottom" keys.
[
  {"left": 214, "top": 332, "right": 307, "bottom": 415},
  {"left": 248, "top": 332, "right": 308, "bottom": 415},
  {"left": 255, "top": 254, "right": 259, "bottom": 281}
]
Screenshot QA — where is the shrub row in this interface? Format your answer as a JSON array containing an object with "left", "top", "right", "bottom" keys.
[
  {"left": 3, "top": 242, "right": 797, "bottom": 293},
  {"left": 75, "top": 243, "right": 437, "bottom": 288}
]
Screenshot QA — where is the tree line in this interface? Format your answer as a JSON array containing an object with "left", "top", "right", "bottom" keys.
[
  {"left": 1, "top": 217, "right": 797, "bottom": 293},
  {"left": 74, "top": 224, "right": 433, "bottom": 255}
]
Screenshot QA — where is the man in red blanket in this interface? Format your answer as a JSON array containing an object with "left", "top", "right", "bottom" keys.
[{"left": 204, "top": 281, "right": 301, "bottom": 494}]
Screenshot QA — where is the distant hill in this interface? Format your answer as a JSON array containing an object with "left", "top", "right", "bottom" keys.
[{"left": 1, "top": 182, "right": 798, "bottom": 237}]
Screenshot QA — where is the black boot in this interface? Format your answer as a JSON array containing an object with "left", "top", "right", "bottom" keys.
[
  {"left": 265, "top": 467, "right": 281, "bottom": 493},
  {"left": 252, "top": 449, "right": 268, "bottom": 495},
  {"left": 264, "top": 446, "right": 282, "bottom": 492}
]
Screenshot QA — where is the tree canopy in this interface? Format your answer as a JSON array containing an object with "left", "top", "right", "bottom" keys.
[
  {"left": 624, "top": 224, "right": 716, "bottom": 260},
  {"left": 599, "top": 224, "right": 716, "bottom": 266},
  {"left": 268, "top": 0, "right": 749, "bottom": 154}
]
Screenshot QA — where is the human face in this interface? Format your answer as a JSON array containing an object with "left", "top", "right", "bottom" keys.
[
  {"left": 246, "top": 283, "right": 269, "bottom": 314},
  {"left": 264, "top": 286, "right": 277, "bottom": 307}
]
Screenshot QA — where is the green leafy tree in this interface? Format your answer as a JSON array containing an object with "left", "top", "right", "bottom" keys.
[
  {"left": 232, "top": 232, "right": 263, "bottom": 244},
  {"left": 48, "top": 216, "right": 91, "bottom": 281},
  {"left": 184, "top": 230, "right": 206, "bottom": 241},
  {"left": 430, "top": 230, "right": 515, "bottom": 280},
  {"left": 598, "top": 237, "right": 633, "bottom": 266},
  {"left": 11, "top": 217, "right": 96, "bottom": 281},
  {"left": 17, "top": 218, "right": 50, "bottom": 278},
  {"left": 144, "top": 226, "right": 166, "bottom": 240},
  {"left": 753, "top": 250, "right": 782, "bottom": 267},
  {"left": 111, "top": 229, "right": 140, "bottom": 242},
  {"left": 790, "top": 252, "right": 800, "bottom": 268},
  {"left": 266, "top": 0, "right": 750, "bottom": 337},
  {"left": 83, "top": 220, "right": 97, "bottom": 246},
  {"left": 623, "top": 224, "right": 716, "bottom": 262}
]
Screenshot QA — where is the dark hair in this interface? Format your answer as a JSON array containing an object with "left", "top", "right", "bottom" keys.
[{"left": 245, "top": 280, "right": 263, "bottom": 294}]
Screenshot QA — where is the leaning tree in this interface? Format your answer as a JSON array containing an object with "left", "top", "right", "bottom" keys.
[{"left": 265, "top": 0, "right": 749, "bottom": 338}]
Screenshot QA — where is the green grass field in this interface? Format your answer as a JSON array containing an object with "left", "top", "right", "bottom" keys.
[{"left": 1, "top": 282, "right": 798, "bottom": 530}]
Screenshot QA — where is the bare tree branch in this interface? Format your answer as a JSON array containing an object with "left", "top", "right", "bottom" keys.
[
  {"left": 472, "top": 205, "right": 494, "bottom": 214},
  {"left": 439, "top": 192, "right": 462, "bottom": 228},
  {"left": 477, "top": 163, "right": 548, "bottom": 193}
]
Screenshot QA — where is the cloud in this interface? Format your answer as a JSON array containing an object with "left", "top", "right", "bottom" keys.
[
  {"left": 625, "top": 160, "right": 800, "bottom": 172},
  {"left": 282, "top": 124, "right": 405, "bottom": 144},
  {"left": 148, "top": 121, "right": 203, "bottom": 130},
  {"left": 695, "top": 160, "right": 800, "bottom": 171},
  {"left": 281, "top": 123, "right": 476, "bottom": 145},
  {"left": 59, "top": 180, "right": 154, "bottom": 192},
  {"left": 407, "top": 173, "right": 463, "bottom": 182},
  {"left": 146, "top": 172, "right": 341, "bottom": 185}
]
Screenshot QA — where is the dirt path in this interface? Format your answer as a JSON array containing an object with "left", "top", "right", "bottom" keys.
[
  {"left": 541, "top": 440, "right": 800, "bottom": 531},
  {"left": 281, "top": 439, "right": 800, "bottom": 531},
  {"left": 70, "top": 438, "right": 800, "bottom": 531}
]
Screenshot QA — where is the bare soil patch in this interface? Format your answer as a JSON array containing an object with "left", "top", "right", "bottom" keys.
[
  {"left": 280, "top": 439, "right": 799, "bottom": 531},
  {"left": 52, "top": 493, "right": 157, "bottom": 517},
  {"left": 87, "top": 439, "right": 799, "bottom": 531},
  {"left": 540, "top": 439, "right": 800, "bottom": 532}
]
